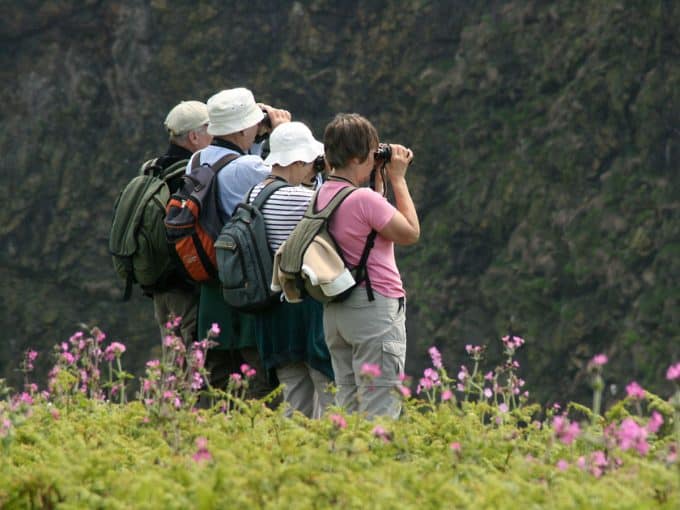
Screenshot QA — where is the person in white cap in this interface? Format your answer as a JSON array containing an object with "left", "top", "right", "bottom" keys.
[
  {"left": 188, "top": 87, "right": 291, "bottom": 398},
  {"left": 146, "top": 100, "right": 213, "bottom": 343},
  {"left": 247, "top": 122, "right": 334, "bottom": 418}
]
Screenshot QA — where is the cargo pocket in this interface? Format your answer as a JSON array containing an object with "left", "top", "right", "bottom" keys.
[{"left": 382, "top": 336, "right": 406, "bottom": 382}]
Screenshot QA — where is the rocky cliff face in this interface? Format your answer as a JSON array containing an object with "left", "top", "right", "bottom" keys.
[{"left": 1, "top": 0, "right": 678, "bottom": 403}]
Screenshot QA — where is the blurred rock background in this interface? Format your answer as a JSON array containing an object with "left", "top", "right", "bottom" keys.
[{"left": 1, "top": 0, "right": 678, "bottom": 405}]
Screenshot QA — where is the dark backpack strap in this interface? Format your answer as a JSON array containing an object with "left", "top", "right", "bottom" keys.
[
  {"left": 121, "top": 258, "right": 134, "bottom": 301},
  {"left": 140, "top": 158, "right": 161, "bottom": 177},
  {"left": 210, "top": 153, "right": 240, "bottom": 173},
  {"left": 190, "top": 152, "right": 202, "bottom": 170},
  {"left": 159, "top": 159, "right": 189, "bottom": 181},
  {"left": 250, "top": 180, "right": 289, "bottom": 209},
  {"left": 354, "top": 229, "right": 378, "bottom": 301},
  {"left": 309, "top": 185, "right": 356, "bottom": 218}
]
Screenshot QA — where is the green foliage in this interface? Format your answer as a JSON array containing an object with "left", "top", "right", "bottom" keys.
[{"left": 0, "top": 398, "right": 678, "bottom": 509}]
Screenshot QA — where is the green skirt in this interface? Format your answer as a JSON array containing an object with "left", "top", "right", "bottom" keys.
[
  {"left": 254, "top": 296, "right": 334, "bottom": 381},
  {"left": 197, "top": 282, "right": 257, "bottom": 350}
]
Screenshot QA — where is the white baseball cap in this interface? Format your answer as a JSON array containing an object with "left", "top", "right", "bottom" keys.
[
  {"left": 164, "top": 101, "right": 209, "bottom": 136},
  {"left": 206, "top": 88, "right": 265, "bottom": 136},
  {"left": 264, "top": 122, "right": 324, "bottom": 167}
]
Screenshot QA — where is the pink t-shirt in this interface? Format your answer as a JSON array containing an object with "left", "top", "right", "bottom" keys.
[{"left": 316, "top": 180, "right": 404, "bottom": 298}]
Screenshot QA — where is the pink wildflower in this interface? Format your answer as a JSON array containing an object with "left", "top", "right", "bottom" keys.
[
  {"left": 498, "top": 403, "right": 509, "bottom": 413},
  {"left": 556, "top": 459, "right": 569, "bottom": 471},
  {"left": 146, "top": 359, "right": 160, "bottom": 368},
  {"left": 646, "top": 411, "right": 663, "bottom": 434},
  {"left": 191, "top": 371, "right": 204, "bottom": 391},
  {"left": 165, "top": 316, "right": 182, "bottom": 330},
  {"left": 17, "top": 392, "right": 33, "bottom": 406},
  {"left": 230, "top": 373, "right": 243, "bottom": 388},
  {"left": 450, "top": 442, "right": 461, "bottom": 452},
  {"left": 398, "top": 385, "right": 411, "bottom": 398},
  {"left": 330, "top": 413, "right": 347, "bottom": 430},
  {"left": 191, "top": 349, "right": 205, "bottom": 368},
  {"left": 576, "top": 456, "right": 587, "bottom": 470},
  {"left": 625, "top": 381, "right": 645, "bottom": 399},
  {"left": 457, "top": 366, "right": 468, "bottom": 382},
  {"left": 61, "top": 352, "right": 76, "bottom": 365},
  {"left": 240, "top": 364, "right": 256, "bottom": 378},
  {"left": 590, "top": 450, "right": 608, "bottom": 478},
  {"left": 667, "top": 444, "right": 677, "bottom": 464},
  {"left": 465, "top": 344, "right": 483, "bottom": 357},
  {"left": 417, "top": 377, "right": 434, "bottom": 393},
  {"left": 372, "top": 425, "right": 391, "bottom": 443},
  {"left": 483, "top": 388, "right": 493, "bottom": 399},
  {"left": 590, "top": 354, "right": 608, "bottom": 367},
  {"left": 666, "top": 362, "right": 680, "bottom": 381},
  {"left": 360, "top": 363, "right": 382, "bottom": 379},
  {"left": 209, "top": 323, "right": 220, "bottom": 336},
  {"left": 192, "top": 436, "right": 212, "bottom": 463},
  {"left": 423, "top": 368, "right": 439, "bottom": 382},
  {"left": 484, "top": 371, "right": 494, "bottom": 381},
  {"left": 552, "top": 415, "right": 581, "bottom": 445},
  {"left": 69, "top": 331, "right": 84, "bottom": 344},
  {"left": 104, "top": 342, "right": 126, "bottom": 361},
  {"left": 617, "top": 418, "right": 649, "bottom": 455},
  {"left": 501, "top": 335, "right": 525, "bottom": 350},
  {"left": 428, "top": 346, "right": 442, "bottom": 369},
  {"left": 0, "top": 418, "right": 11, "bottom": 438},
  {"left": 441, "top": 389, "right": 453, "bottom": 401}
]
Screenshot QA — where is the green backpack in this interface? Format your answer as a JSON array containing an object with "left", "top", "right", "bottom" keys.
[{"left": 109, "top": 159, "right": 187, "bottom": 300}]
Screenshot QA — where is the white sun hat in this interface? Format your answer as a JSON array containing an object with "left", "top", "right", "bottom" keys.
[
  {"left": 206, "top": 87, "right": 265, "bottom": 136},
  {"left": 264, "top": 121, "right": 324, "bottom": 166}
]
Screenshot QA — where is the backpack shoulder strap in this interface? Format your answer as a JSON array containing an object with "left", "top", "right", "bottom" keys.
[
  {"left": 159, "top": 158, "right": 189, "bottom": 181},
  {"left": 211, "top": 153, "right": 240, "bottom": 173},
  {"left": 140, "top": 158, "right": 160, "bottom": 176},
  {"left": 250, "top": 180, "right": 289, "bottom": 209},
  {"left": 307, "top": 185, "right": 357, "bottom": 219}
]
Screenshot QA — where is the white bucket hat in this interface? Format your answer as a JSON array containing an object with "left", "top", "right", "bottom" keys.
[
  {"left": 264, "top": 122, "right": 324, "bottom": 166},
  {"left": 164, "top": 101, "right": 209, "bottom": 136},
  {"left": 206, "top": 88, "right": 265, "bottom": 136}
]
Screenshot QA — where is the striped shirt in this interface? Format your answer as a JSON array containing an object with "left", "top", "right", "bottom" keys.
[{"left": 248, "top": 182, "right": 314, "bottom": 252}]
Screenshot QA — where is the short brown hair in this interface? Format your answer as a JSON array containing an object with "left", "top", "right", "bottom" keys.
[{"left": 323, "top": 113, "right": 379, "bottom": 170}]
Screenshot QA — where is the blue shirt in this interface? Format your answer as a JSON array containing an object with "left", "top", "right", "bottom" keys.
[{"left": 186, "top": 143, "right": 270, "bottom": 218}]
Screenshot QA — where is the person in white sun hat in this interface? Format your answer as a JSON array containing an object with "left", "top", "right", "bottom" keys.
[
  {"left": 188, "top": 87, "right": 291, "bottom": 399},
  {"left": 248, "top": 121, "right": 334, "bottom": 418}
]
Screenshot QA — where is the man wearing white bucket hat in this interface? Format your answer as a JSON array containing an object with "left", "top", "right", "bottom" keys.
[
  {"left": 188, "top": 87, "right": 291, "bottom": 397},
  {"left": 247, "top": 122, "right": 334, "bottom": 418}
]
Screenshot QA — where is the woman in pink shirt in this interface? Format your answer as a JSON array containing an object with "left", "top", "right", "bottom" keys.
[{"left": 317, "top": 113, "right": 419, "bottom": 418}]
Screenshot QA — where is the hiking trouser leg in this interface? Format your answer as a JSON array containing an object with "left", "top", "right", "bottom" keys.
[
  {"left": 276, "top": 362, "right": 315, "bottom": 418},
  {"left": 324, "top": 302, "right": 359, "bottom": 413},
  {"left": 308, "top": 365, "right": 334, "bottom": 418},
  {"left": 153, "top": 288, "right": 199, "bottom": 343},
  {"left": 327, "top": 292, "right": 406, "bottom": 419}
]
